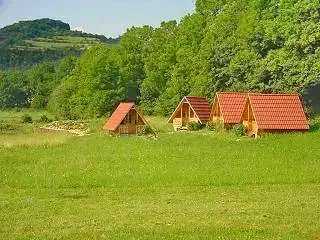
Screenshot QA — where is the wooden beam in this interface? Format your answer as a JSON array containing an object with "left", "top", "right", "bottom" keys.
[{"left": 136, "top": 110, "right": 138, "bottom": 135}]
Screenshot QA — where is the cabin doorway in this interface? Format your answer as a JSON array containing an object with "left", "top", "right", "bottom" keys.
[
  {"left": 119, "top": 109, "right": 140, "bottom": 135},
  {"left": 182, "top": 103, "right": 189, "bottom": 127},
  {"left": 247, "top": 121, "right": 253, "bottom": 132}
]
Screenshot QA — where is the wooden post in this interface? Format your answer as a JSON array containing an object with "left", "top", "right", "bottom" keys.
[
  {"left": 181, "top": 106, "right": 183, "bottom": 127},
  {"left": 248, "top": 103, "right": 250, "bottom": 121},
  {"left": 136, "top": 110, "right": 138, "bottom": 135}
]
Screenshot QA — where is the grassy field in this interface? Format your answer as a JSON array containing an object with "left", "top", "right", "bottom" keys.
[
  {"left": 23, "top": 36, "right": 103, "bottom": 50},
  {"left": 0, "top": 110, "right": 320, "bottom": 239}
]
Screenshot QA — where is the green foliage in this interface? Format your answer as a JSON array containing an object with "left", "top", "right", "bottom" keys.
[
  {"left": 2, "top": 1, "right": 320, "bottom": 119},
  {"left": 0, "top": 121, "right": 20, "bottom": 133},
  {"left": 232, "top": 124, "right": 248, "bottom": 137},
  {"left": 21, "top": 114, "right": 33, "bottom": 123},
  {"left": 0, "top": 56, "right": 77, "bottom": 111},
  {"left": 0, "top": 18, "right": 118, "bottom": 69},
  {"left": 206, "top": 121, "right": 216, "bottom": 131},
  {"left": 140, "top": 21, "right": 178, "bottom": 115},
  {"left": 39, "top": 114, "right": 51, "bottom": 123},
  {"left": 49, "top": 45, "right": 129, "bottom": 119},
  {"left": 310, "top": 115, "right": 320, "bottom": 132},
  {"left": 304, "top": 105, "right": 315, "bottom": 120},
  {"left": 139, "top": 125, "right": 154, "bottom": 136},
  {"left": 206, "top": 121, "right": 224, "bottom": 131},
  {"left": 0, "top": 70, "right": 30, "bottom": 109},
  {"left": 188, "top": 121, "right": 202, "bottom": 131}
]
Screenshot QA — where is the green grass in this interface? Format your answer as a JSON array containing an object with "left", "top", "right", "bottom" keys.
[
  {"left": 146, "top": 116, "right": 173, "bottom": 133},
  {"left": 0, "top": 109, "right": 54, "bottom": 123},
  {"left": 0, "top": 111, "right": 320, "bottom": 239},
  {"left": 23, "top": 36, "right": 103, "bottom": 50}
]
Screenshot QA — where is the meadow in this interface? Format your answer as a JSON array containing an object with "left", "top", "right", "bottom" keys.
[
  {"left": 0, "top": 110, "right": 320, "bottom": 239},
  {"left": 23, "top": 36, "right": 103, "bottom": 50}
]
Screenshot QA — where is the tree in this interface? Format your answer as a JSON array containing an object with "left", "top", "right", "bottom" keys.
[
  {"left": 49, "top": 45, "right": 130, "bottom": 119},
  {"left": 140, "top": 20, "right": 178, "bottom": 114}
]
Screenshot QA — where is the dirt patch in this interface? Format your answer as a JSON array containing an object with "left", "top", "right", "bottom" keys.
[{"left": 40, "top": 120, "right": 90, "bottom": 136}]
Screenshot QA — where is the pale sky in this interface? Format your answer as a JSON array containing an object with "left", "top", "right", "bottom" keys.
[{"left": 0, "top": 0, "right": 196, "bottom": 37}]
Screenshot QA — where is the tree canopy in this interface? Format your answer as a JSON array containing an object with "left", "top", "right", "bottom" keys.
[{"left": 1, "top": 0, "right": 320, "bottom": 117}]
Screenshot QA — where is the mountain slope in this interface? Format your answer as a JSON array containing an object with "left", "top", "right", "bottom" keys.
[{"left": 0, "top": 18, "right": 118, "bottom": 69}]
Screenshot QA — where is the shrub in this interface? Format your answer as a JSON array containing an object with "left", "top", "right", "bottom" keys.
[
  {"left": 310, "top": 116, "right": 320, "bottom": 132},
  {"left": 21, "top": 114, "right": 33, "bottom": 123},
  {"left": 232, "top": 124, "right": 247, "bottom": 137},
  {"left": 206, "top": 122, "right": 216, "bottom": 131},
  {"left": 139, "top": 125, "right": 154, "bottom": 135},
  {"left": 0, "top": 121, "right": 19, "bottom": 132},
  {"left": 206, "top": 121, "right": 224, "bottom": 131},
  {"left": 39, "top": 114, "right": 51, "bottom": 123},
  {"left": 188, "top": 122, "right": 202, "bottom": 131},
  {"left": 304, "top": 106, "right": 315, "bottom": 120}
]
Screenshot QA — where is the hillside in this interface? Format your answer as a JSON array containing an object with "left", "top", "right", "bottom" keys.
[{"left": 0, "top": 18, "right": 119, "bottom": 69}]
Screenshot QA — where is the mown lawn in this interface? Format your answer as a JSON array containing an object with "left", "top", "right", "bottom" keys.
[{"left": 0, "top": 114, "right": 320, "bottom": 239}]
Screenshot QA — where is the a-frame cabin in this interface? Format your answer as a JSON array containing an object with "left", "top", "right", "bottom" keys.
[
  {"left": 210, "top": 92, "right": 247, "bottom": 128},
  {"left": 168, "top": 96, "right": 211, "bottom": 131},
  {"left": 242, "top": 93, "right": 309, "bottom": 136},
  {"left": 103, "top": 103, "right": 154, "bottom": 135}
]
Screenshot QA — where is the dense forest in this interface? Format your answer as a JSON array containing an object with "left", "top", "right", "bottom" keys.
[{"left": 0, "top": 0, "right": 319, "bottom": 119}]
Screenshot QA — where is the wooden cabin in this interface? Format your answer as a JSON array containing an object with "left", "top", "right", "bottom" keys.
[
  {"left": 210, "top": 92, "right": 247, "bottom": 128},
  {"left": 242, "top": 93, "right": 309, "bottom": 137},
  {"left": 168, "top": 96, "right": 211, "bottom": 131},
  {"left": 103, "top": 102, "right": 154, "bottom": 135}
]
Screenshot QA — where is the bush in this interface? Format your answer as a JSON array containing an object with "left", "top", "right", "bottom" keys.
[
  {"left": 139, "top": 125, "right": 154, "bottom": 135},
  {"left": 39, "top": 114, "right": 51, "bottom": 123},
  {"left": 310, "top": 116, "right": 320, "bottom": 132},
  {"left": 206, "top": 121, "right": 224, "bottom": 131},
  {"left": 187, "top": 122, "right": 202, "bottom": 131},
  {"left": 232, "top": 124, "right": 247, "bottom": 137},
  {"left": 304, "top": 106, "right": 315, "bottom": 120},
  {"left": 0, "top": 121, "right": 19, "bottom": 132},
  {"left": 206, "top": 121, "right": 216, "bottom": 131},
  {"left": 21, "top": 114, "right": 33, "bottom": 123}
]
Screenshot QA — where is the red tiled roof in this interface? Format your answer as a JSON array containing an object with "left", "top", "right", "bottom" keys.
[
  {"left": 185, "top": 96, "right": 211, "bottom": 123},
  {"left": 103, "top": 102, "right": 135, "bottom": 131},
  {"left": 248, "top": 94, "right": 309, "bottom": 130},
  {"left": 216, "top": 92, "right": 247, "bottom": 124}
]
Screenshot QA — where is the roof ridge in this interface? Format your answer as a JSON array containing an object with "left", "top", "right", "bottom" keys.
[
  {"left": 186, "top": 96, "right": 208, "bottom": 98},
  {"left": 248, "top": 93, "right": 300, "bottom": 96},
  {"left": 104, "top": 102, "right": 135, "bottom": 131},
  {"left": 217, "top": 92, "right": 247, "bottom": 94}
]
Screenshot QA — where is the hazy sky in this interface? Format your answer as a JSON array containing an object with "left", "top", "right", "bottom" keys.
[{"left": 0, "top": 0, "right": 196, "bottom": 37}]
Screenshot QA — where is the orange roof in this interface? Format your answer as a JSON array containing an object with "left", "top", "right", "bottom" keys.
[
  {"left": 248, "top": 94, "right": 309, "bottom": 130},
  {"left": 215, "top": 92, "right": 247, "bottom": 124},
  {"left": 185, "top": 96, "right": 211, "bottom": 123},
  {"left": 104, "top": 102, "right": 135, "bottom": 131},
  {"left": 168, "top": 96, "right": 211, "bottom": 124}
]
